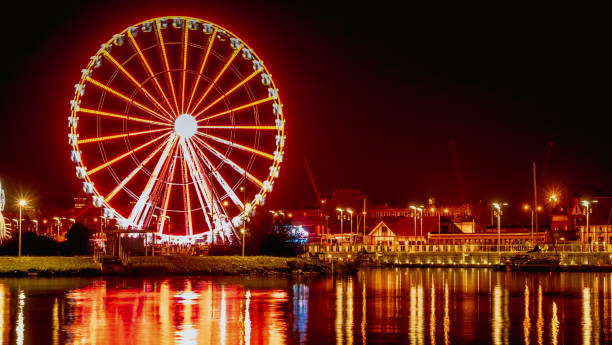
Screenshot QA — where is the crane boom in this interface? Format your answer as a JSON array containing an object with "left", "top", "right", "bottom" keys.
[{"left": 302, "top": 154, "right": 321, "bottom": 204}]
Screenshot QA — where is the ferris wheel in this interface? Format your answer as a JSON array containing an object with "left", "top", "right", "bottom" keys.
[{"left": 67, "top": 16, "right": 286, "bottom": 244}]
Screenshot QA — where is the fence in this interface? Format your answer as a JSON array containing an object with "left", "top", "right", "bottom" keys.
[{"left": 307, "top": 243, "right": 611, "bottom": 254}]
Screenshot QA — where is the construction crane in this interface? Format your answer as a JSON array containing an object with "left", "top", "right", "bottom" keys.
[
  {"left": 302, "top": 154, "right": 322, "bottom": 205},
  {"left": 450, "top": 141, "right": 467, "bottom": 205}
]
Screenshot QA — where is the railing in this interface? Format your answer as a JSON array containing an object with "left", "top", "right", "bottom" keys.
[{"left": 307, "top": 243, "right": 612, "bottom": 253}]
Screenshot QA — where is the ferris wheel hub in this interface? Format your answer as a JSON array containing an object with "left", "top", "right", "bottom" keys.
[{"left": 174, "top": 114, "right": 197, "bottom": 139}]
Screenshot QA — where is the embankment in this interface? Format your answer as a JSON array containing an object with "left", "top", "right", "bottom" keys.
[{"left": 0, "top": 255, "right": 354, "bottom": 277}]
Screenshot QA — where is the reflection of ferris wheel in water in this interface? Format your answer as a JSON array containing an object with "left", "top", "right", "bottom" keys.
[{"left": 68, "top": 16, "right": 285, "bottom": 244}]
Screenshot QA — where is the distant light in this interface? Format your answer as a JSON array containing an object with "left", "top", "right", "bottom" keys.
[
  {"left": 18, "top": 200, "right": 26, "bottom": 207},
  {"left": 222, "top": 200, "right": 229, "bottom": 207},
  {"left": 523, "top": 204, "right": 529, "bottom": 210}
]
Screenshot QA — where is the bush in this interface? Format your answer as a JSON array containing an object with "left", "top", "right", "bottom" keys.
[
  {"left": 207, "top": 242, "right": 241, "bottom": 256},
  {"left": 63, "top": 223, "right": 94, "bottom": 255},
  {"left": 0, "top": 232, "right": 62, "bottom": 256}
]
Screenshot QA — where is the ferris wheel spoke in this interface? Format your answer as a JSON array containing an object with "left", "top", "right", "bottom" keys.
[
  {"left": 104, "top": 135, "right": 171, "bottom": 201},
  {"left": 188, "top": 46, "right": 242, "bottom": 115},
  {"left": 180, "top": 145, "right": 194, "bottom": 236},
  {"left": 180, "top": 24, "right": 189, "bottom": 114},
  {"left": 194, "top": 70, "right": 260, "bottom": 117},
  {"left": 79, "top": 108, "right": 171, "bottom": 127},
  {"left": 155, "top": 20, "right": 180, "bottom": 115},
  {"left": 198, "top": 125, "right": 276, "bottom": 130},
  {"left": 87, "top": 132, "right": 171, "bottom": 175},
  {"left": 86, "top": 77, "right": 171, "bottom": 123},
  {"left": 128, "top": 134, "right": 178, "bottom": 229},
  {"left": 196, "top": 132, "right": 274, "bottom": 160},
  {"left": 189, "top": 138, "right": 244, "bottom": 209},
  {"left": 186, "top": 29, "right": 217, "bottom": 113},
  {"left": 158, "top": 153, "right": 178, "bottom": 234},
  {"left": 77, "top": 128, "right": 169, "bottom": 145},
  {"left": 127, "top": 30, "right": 176, "bottom": 118},
  {"left": 192, "top": 135, "right": 263, "bottom": 188},
  {"left": 101, "top": 51, "right": 174, "bottom": 121},
  {"left": 195, "top": 96, "right": 275, "bottom": 122},
  {"left": 182, "top": 139, "right": 227, "bottom": 237}
]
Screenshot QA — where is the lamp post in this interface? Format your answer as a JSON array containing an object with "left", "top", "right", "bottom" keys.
[
  {"left": 18, "top": 199, "right": 26, "bottom": 257},
  {"left": 347, "top": 209, "right": 353, "bottom": 237},
  {"left": 241, "top": 228, "right": 246, "bottom": 256},
  {"left": 492, "top": 202, "right": 508, "bottom": 252},
  {"left": 581, "top": 200, "right": 597, "bottom": 251},
  {"left": 418, "top": 206, "right": 424, "bottom": 239},
  {"left": 523, "top": 205, "right": 534, "bottom": 244},
  {"left": 53, "top": 217, "right": 60, "bottom": 240},
  {"left": 410, "top": 205, "right": 417, "bottom": 240},
  {"left": 336, "top": 208, "right": 344, "bottom": 234}
]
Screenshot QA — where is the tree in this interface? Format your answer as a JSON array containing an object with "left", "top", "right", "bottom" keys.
[
  {"left": 321, "top": 189, "right": 368, "bottom": 233},
  {"left": 64, "top": 223, "right": 94, "bottom": 255},
  {"left": 245, "top": 207, "right": 306, "bottom": 257}
]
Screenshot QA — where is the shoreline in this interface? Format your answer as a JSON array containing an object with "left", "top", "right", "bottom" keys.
[
  {"left": 3, "top": 255, "right": 611, "bottom": 277},
  {"left": 0, "top": 255, "right": 357, "bottom": 277}
]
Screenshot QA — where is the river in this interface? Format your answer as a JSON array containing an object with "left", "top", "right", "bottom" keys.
[{"left": 0, "top": 268, "right": 610, "bottom": 344}]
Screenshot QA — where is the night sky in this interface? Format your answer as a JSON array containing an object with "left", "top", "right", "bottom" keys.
[{"left": 0, "top": 1, "right": 609, "bottom": 220}]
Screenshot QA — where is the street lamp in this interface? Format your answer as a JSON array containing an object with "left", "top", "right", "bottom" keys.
[
  {"left": 581, "top": 200, "right": 597, "bottom": 251},
  {"left": 417, "top": 206, "right": 424, "bottom": 241},
  {"left": 336, "top": 208, "right": 344, "bottom": 234},
  {"left": 492, "top": 202, "right": 508, "bottom": 252},
  {"left": 523, "top": 204, "right": 542, "bottom": 245},
  {"left": 548, "top": 193, "right": 559, "bottom": 205},
  {"left": 53, "top": 217, "right": 60, "bottom": 239},
  {"left": 409, "top": 205, "right": 417, "bottom": 238},
  {"left": 241, "top": 228, "right": 246, "bottom": 256},
  {"left": 347, "top": 209, "right": 353, "bottom": 236},
  {"left": 18, "top": 199, "right": 26, "bottom": 256}
]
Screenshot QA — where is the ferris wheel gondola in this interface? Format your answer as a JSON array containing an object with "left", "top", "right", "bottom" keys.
[
  {"left": 67, "top": 16, "right": 286, "bottom": 244},
  {"left": 0, "top": 180, "right": 6, "bottom": 239}
]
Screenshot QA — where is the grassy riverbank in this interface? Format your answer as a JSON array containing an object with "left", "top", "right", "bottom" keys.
[
  {"left": 0, "top": 255, "right": 354, "bottom": 277},
  {"left": 0, "top": 256, "right": 101, "bottom": 276},
  {"left": 124, "top": 256, "right": 332, "bottom": 276}
]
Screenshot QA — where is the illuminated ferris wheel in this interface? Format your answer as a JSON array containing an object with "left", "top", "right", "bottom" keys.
[{"left": 67, "top": 16, "right": 285, "bottom": 244}]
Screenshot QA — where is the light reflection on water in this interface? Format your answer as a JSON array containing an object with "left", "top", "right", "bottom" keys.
[{"left": 1, "top": 268, "right": 612, "bottom": 344}]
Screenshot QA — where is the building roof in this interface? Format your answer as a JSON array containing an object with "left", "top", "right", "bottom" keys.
[{"left": 368, "top": 216, "right": 458, "bottom": 237}]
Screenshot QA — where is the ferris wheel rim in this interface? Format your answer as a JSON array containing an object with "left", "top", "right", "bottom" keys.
[{"left": 67, "top": 15, "right": 286, "bottom": 242}]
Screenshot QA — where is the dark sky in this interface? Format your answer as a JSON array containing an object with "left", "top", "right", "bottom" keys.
[{"left": 0, "top": 1, "right": 609, "bottom": 220}]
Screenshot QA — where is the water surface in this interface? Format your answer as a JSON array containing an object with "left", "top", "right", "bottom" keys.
[{"left": 1, "top": 268, "right": 611, "bottom": 344}]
